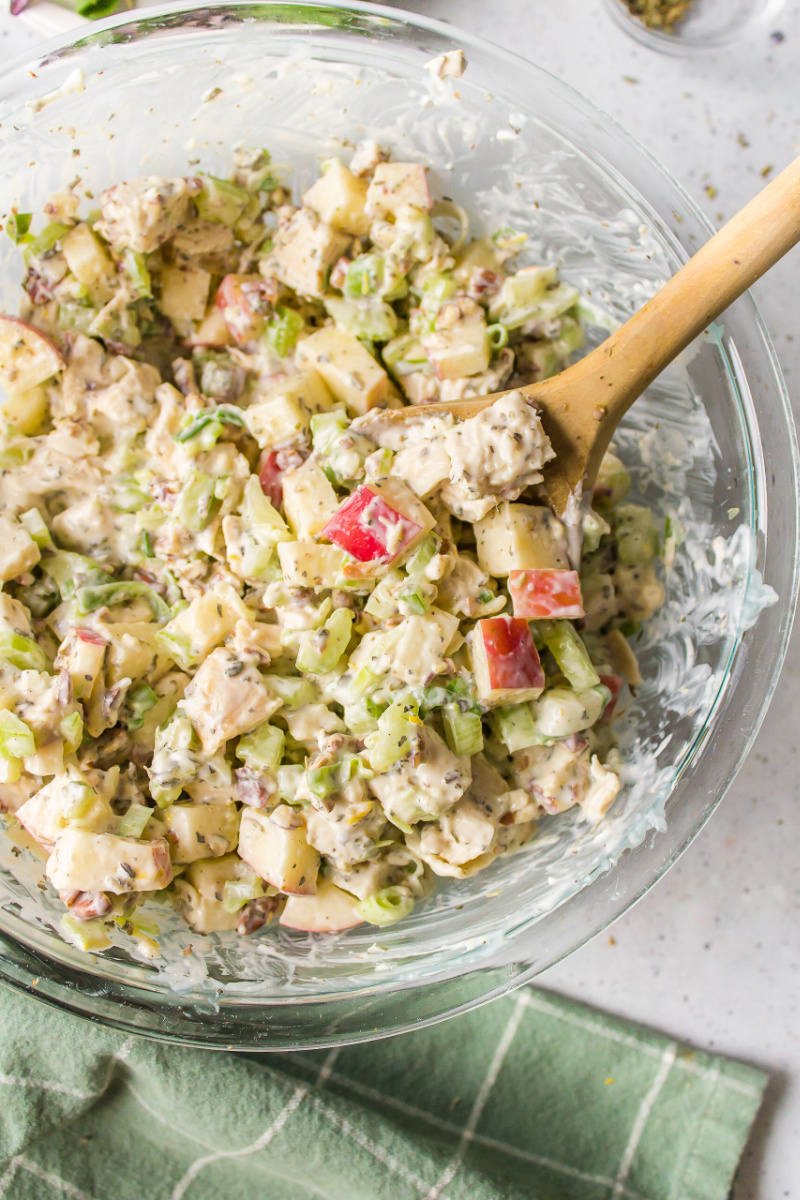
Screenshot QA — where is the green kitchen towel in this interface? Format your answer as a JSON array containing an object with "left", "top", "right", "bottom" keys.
[{"left": 0, "top": 983, "right": 765, "bottom": 1200}]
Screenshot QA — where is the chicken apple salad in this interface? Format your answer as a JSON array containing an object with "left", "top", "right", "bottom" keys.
[{"left": 0, "top": 147, "right": 664, "bottom": 953}]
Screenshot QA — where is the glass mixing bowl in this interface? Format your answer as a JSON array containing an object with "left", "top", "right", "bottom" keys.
[{"left": 0, "top": 1, "right": 797, "bottom": 1050}]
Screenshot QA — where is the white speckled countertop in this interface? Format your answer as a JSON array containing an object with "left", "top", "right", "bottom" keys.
[{"left": 2, "top": 0, "right": 799, "bottom": 1193}]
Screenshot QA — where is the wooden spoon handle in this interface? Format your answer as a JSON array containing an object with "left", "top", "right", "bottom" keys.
[{"left": 567, "top": 153, "right": 800, "bottom": 450}]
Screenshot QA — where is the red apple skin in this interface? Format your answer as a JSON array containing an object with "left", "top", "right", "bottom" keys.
[
  {"left": 322, "top": 485, "right": 421, "bottom": 564},
  {"left": 75, "top": 628, "right": 107, "bottom": 647},
  {"left": 0, "top": 314, "right": 64, "bottom": 393},
  {"left": 509, "top": 569, "right": 584, "bottom": 620},
  {"left": 479, "top": 616, "right": 545, "bottom": 692},
  {"left": 598, "top": 673, "right": 623, "bottom": 724},
  {"left": 258, "top": 447, "right": 305, "bottom": 509},
  {"left": 215, "top": 274, "right": 278, "bottom": 345}
]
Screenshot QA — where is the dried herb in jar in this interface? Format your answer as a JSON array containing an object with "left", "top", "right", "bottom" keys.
[{"left": 624, "top": 0, "right": 692, "bottom": 32}]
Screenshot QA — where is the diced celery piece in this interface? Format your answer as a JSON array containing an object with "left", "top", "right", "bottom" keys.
[
  {"left": 296, "top": 609, "right": 354, "bottom": 674},
  {"left": 311, "top": 409, "right": 350, "bottom": 456},
  {"left": 175, "top": 471, "right": 218, "bottom": 533},
  {"left": 241, "top": 476, "right": 290, "bottom": 540},
  {"left": 123, "top": 683, "right": 159, "bottom": 732},
  {"left": 277, "top": 763, "right": 304, "bottom": 801},
  {"left": 223, "top": 874, "right": 265, "bottom": 913},
  {"left": 265, "top": 305, "right": 304, "bottom": 357},
  {"left": 111, "top": 478, "right": 150, "bottom": 513},
  {"left": 263, "top": 675, "right": 317, "bottom": 710},
  {"left": 65, "top": 783, "right": 97, "bottom": 821},
  {"left": 420, "top": 272, "right": 458, "bottom": 320},
  {"left": 324, "top": 297, "right": 397, "bottom": 342},
  {"left": 342, "top": 698, "right": 380, "bottom": 736},
  {"left": 0, "top": 632, "right": 50, "bottom": 673},
  {"left": 489, "top": 703, "right": 541, "bottom": 753},
  {"left": 343, "top": 253, "right": 384, "bottom": 298},
  {"left": 613, "top": 504, "right": 659, "bottom": 566},
  {"left": 75, "top": 581, "right": 170, "bottom": 623},
  {"left": 404, "top": 535, "right": 440, "bottom": 576},
  {"left": 0, "top": 711, "right": 35, "bottom": 759},
  {"left": 581, "top": 509, "right": 610, "bottom": 555},
  {"left": 118, "top": 803, "right": 153, "bottom": 838},
  {"left": 442, "top": 704, "right": 483, "bottom": 757},
  {"left": 541, "top": 621, "right": 600, "bottom": 690},
  {"left": 530, "top": 684, "right": 610, "bottom": 739},
  {"left": 123, "top": 249, "right": 152, "bottom": 297},
  {"left": 19, "top": 508, "right": 52, "bottom": 549},
  {"left": 60, "top": 914, "right": 111, "bottom": 953},
  {"left": 593, "top": 453, "right": 632, "bottom": 509},
  {"left": 59, "top": 711, "right": 84, "bottom": 753},
  {"left": 306, "top": 764, "right": 339, "bottom": 799},
  {"left": 196, "top": 175, "right": 250, "bottom": 226},
  {"left": 356, "top": 886, "right": 415, "bottom": 926},
  {"left": 147, "top": 714, "right": 198, "bottom": 808},
  {"left": 236, "top": 722, "right": 284, "bottom": 772},
  {"left": 399, "top": 590, "right": 428, "bottom": 616},
  {"left": 365, "top": 700, "right": 420, "bottom": 773},
  {"left": 57, "top": 302, "right": 98, "bottom": 336}
]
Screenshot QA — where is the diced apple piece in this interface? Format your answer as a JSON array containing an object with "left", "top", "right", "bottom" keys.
[
  {"left": 55, "top": 626, "right": 107, "bottom": 702},
  {"left": 281, "top": 457, "right": 340, "bottom": 540},
  {"left": 164, "top": 801, "right": 240, "bottom": 863},
  {"left": 421, "top": 301, "right": 490, "bottom": 381},
  {"left": 244, "top": 370, "right": 334, "bottom": 449},
  {"left": 280, "top": 878, "right": 364, "bottom": 932},
  {"left": 269, "top": 209, "right": 349, "bottom": 298},
  {"left": 61, "top": 223, "right": 117, "bottom": 306},
  {"left": 0, "top": 315, "right": 63, "bottom": 394},
  {"left": 296, "top": 326, "right": 388, "bottom": 415},
  {"left": 185, "top": 306, "right": 234, "bottom": 348},
  {"left": 0, "top": 515, "right": 40, "bottom": 582},
  {"left": 215, "top": 273, "right": 277, "bottom": 345},
  {"left": 258, "top": 447, "right": 305, "bottom": 508},
  {"left": 172, "top": 853, "right": 249, "bottom": 933},
  {"left": 604, "top": 628, "right": 642, "bottom": 687},
  {"left": 322, "top": 478, "right": 434, "bottom": 566},
  {"left": 469, "top": 616, "right": 545, "bottom": 703},
  {"left": 239, "top": 804, "right": 320, "bottom": 895},
  {"left": 302, "top": 160, "right": 370, "bottom": 236},
  {"left": 17, "top": 771, "right": 116, "bottom": 848},
  {"left": 179, "top": 647, "right": 281, "bottom": 754},
  {"left": 474, "top": 502, "right": 570, "bottom": 577},
  {"left": 157, "top": 583, "right": 249, "bottom": 671},
  {"left": 2, "top": 384, "right": 49, "bottom": 435},
  {"left": 46, "top": 830, "right": 172, "bottom": 894},
  {"left": 277, "top": 542, "right": 346, "bottom": 589},
  {"left": 158, "top": 264, "right": 211, "bottom": 324},
  {"left": 509, "top": 569, "right": 584, "bottom": 620},
  {"left": 365, "top": 162, "right": 432, "bottom": 219}
]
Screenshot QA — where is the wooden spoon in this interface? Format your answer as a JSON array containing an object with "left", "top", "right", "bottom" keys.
[{"left": 363, "top": 154, "right": 800, "bottom": 514}]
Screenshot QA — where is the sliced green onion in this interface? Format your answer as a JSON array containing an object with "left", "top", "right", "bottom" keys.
[
  {"left": 399, "top": 591, "right": 427, "bottom": 616},
  {"left": 306, "top": 764, "right": 339, "bottom": 799},
  {"left": 6, "top": 212, "right": 32, "bottom": 244},
  {"left": 118, "top": 803, "right": 153, "bottom": 839},
  {"left": 541, "top": 621, "right": 600, "bottom": 690},
  {"left": 442, "top": 704, "right": 484, "bottom": 757},
  {"left": 365, "top": 701, "right": 420, "bottom": 773},
  {"left": 173, "top": 408, "right": 245, "bottom": 445},
  {"left": 123, "top": 249, "right": 151, "bottom": 297},
  {"left": 404, "top": 535, "right": 440, "bottom": 576},
  {"left": 236, "top": 722, "right": 284, "bottom": 772},
  {"left": 356, "top": 886, "right": 415, "bottom": 926},
  {"left": 23, "top": 221, "right": 71, "bottom": 264},
  {"left": 0, "top": 711, "right": 35, "bottom": 759},
  {"left": 343, "top": 253, "right": 383, "bottom": 298},
  {"left": 265, "top": 305, "right": 304, "bottom": 357},
  {"left": 0, "top": 632, "right": 50, "bottom": 673},
  {"left": 487, "top": 323, "right": 509, "bottom": 350}
]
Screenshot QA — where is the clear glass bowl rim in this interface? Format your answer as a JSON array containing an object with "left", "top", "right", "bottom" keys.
[{"left": 0, "top": 0, "right": 797, "bottom": 1050}]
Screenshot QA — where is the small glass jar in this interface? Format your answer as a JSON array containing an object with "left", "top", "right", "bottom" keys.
[{"left": 601, "top": 0, "right": 788, "bottom": 53}]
